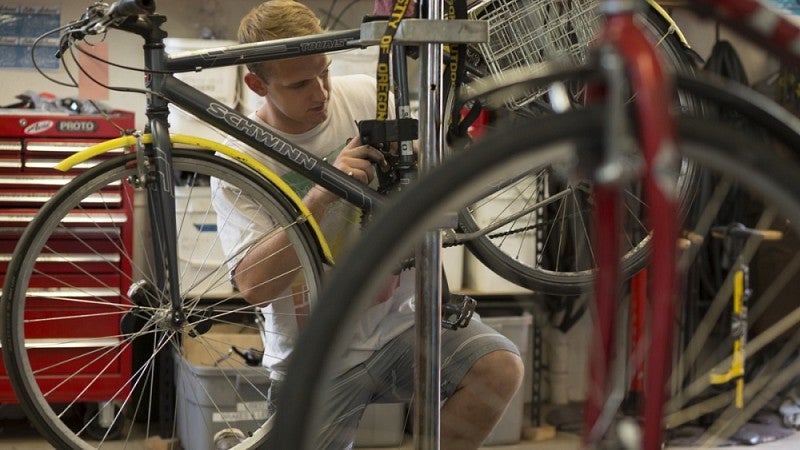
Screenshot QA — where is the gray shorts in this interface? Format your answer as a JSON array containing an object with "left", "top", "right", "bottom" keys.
[{"left": 268, "top": 318, "right": 519, "bottom": 450}]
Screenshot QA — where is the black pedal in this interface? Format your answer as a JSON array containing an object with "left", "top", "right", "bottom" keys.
[{"left": 442, "top": 294, "right": 477, "bottom": 330}]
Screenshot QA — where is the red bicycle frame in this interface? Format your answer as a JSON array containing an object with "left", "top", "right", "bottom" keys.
[
  {"left": 588, "top": 0, "right": 800, "bottom": 448},
  {"left": 587, "top": 2, "right": 679, "bottom": 449}
]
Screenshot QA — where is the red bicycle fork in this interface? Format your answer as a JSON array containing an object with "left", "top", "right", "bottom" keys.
[{"left": 584, "top": 7, "right": 681, "bottom": 450}]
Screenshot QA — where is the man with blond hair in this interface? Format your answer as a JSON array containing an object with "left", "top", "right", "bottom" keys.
[{"left": 215, "top": 2, "right": 524, "bottom": 448}]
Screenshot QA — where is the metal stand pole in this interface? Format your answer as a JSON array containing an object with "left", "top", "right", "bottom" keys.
[{"left": 414, "top": 0, "right": 444, "bottom": 449}]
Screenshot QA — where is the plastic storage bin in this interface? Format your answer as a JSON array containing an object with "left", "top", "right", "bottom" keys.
[
  {"left": 176, "top": 325, "right": 269, "bottom": 450},
  {"left": 479, "top": 311, "right": 533, "bottom": 446},
  {"left": 354, "top": 402, "right": 407, "bottom": 447}
]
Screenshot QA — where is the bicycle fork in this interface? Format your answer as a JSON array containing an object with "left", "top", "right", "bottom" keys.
[
  {"left": 122, "top": 66, "right": 216, "bottom": 345},
  {"left": 587, "top": 1, "right": 681, "bottom": 448}
]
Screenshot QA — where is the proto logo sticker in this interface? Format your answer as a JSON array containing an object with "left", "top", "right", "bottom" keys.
[
  {"left": 57, "top": 120, "right": 98, "bottom": 133},
  {"left": 24, "top": 120, "right": 54, "bottom": 135}
]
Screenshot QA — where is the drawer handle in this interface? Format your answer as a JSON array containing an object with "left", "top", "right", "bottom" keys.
[{"left": 0, "top": 337, "right": 120, "bottom": 349}]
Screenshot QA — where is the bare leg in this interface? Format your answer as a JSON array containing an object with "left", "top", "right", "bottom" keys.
[{"left": 440, "top": 350, "right": 525, "bottom": 450}]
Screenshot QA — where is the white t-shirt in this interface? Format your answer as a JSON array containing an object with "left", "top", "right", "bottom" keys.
[{"left": 213, "top": 74, "right": 415, "bottom": 378}]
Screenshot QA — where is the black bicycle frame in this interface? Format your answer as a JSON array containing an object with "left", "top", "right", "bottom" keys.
[
  {"left": 121, "top": 16, "right": 385, "bottom": 213},
  {"left": 113, "top": 14, "right": 387, "bottom": 315}
]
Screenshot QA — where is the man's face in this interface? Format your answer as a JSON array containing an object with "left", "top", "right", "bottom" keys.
[{"left": 259, "top": 54, "right": 332, "bottom": 134}]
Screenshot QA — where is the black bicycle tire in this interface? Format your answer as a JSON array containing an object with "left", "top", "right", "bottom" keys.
[
  {"left": 272, "top": 108, "right": 800, "bottom": 449},
  {"left": 457, "top": 6, "right": 702, "bottom": 295},
  {"left": 1, "top": 149, "right": 325, "bottom": 449}
]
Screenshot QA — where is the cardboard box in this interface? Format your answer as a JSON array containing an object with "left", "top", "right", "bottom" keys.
[{"left": 182, "top": 323, "right": 264, "bottom": 369}]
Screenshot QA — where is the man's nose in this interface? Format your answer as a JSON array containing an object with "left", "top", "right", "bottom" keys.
[{"left": 311, "top": 77, "right": 328, "bottom": 100}]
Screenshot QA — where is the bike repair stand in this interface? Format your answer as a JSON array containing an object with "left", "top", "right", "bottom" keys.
[{"left": 361, "top": 3, "right": 487, "bottom": 448}]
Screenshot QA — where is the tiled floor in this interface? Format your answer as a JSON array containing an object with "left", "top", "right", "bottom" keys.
[
  {"left": 359, "top": 430, "right": 800, "bottom": 449},
  {"left": 2, "top": 418, "right": 800, "bottom": 449},
  {"left": 2, "top": 400, "right": 799, "bottom": 450}
]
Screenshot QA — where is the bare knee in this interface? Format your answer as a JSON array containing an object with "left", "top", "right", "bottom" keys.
[
  {"left": 463, "top": 350, "right": 524, "bottom": 403},
  {"left": 440, "top": 350, "right": 525, "bottom": 449}
]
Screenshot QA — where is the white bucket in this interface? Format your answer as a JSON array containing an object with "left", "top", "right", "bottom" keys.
[{"left": 464, "top": 183, "right": 537, "bottom": 293}]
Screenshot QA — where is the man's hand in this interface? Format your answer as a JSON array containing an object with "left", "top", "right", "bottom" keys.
[
  {"left": 335, "top": 136, "right": 387, "bottom": 185},
  {"left": 305, "top": 136, "right": 387, "bottom": 206}
]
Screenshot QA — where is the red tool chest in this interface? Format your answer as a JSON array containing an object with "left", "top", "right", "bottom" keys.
[{"left": 0, "top": 110, "right": 135, "bottom": 403}]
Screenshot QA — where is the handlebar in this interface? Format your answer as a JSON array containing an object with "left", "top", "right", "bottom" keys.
[
  {"left": 109, "top": 0, "right": 155, "bottom": 18},
  {"left": 58, "top": 0, "right": 156, "bottom": 57},
  {"left": 77, "top": 0, "right": 155, "bottom": 36}
]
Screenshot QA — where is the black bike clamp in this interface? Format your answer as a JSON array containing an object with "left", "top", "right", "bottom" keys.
[{"left": 358, "top": 118, "right": 418, "bottom": 193}]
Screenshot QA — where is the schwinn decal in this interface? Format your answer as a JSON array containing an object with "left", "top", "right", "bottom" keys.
[{"left": 207, "top": 102, "right": 318, "bottom": 171}]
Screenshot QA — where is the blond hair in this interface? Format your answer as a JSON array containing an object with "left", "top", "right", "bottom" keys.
[{"left": 238, "top": 1, "right": 324, "bottom": 78}]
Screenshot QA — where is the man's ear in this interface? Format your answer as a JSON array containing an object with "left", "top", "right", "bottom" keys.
[{"left": 244, "top": 72, "right": 268, "bottom": 96}]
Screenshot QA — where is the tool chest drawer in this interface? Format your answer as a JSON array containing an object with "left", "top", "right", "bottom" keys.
[{"left": 0, "top": 110, "right": 134, "bottom": 403}]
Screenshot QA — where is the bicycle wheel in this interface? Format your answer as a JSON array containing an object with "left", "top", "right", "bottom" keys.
[
  {"left": 272, "top": 107, "right": 800, "bottom": 448},
  {"left": 1, "top": 146, "right": 325, "bottom": 449},
  {"left": 457, "top": 3, "right": 702, "bottom": 294}
]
